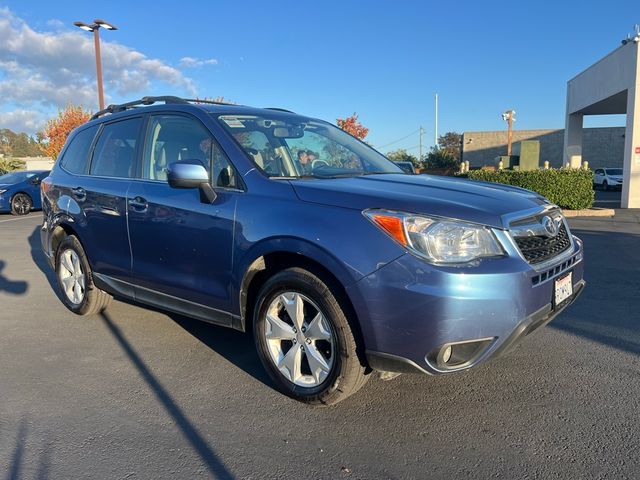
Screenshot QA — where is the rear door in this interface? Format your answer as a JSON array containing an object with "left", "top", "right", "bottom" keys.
[
  {"left": 126, "top": 113, "right": 240, "bottom": 323},
  {"left": 79, "top": 117, "right": 142, "bottom": 283}
]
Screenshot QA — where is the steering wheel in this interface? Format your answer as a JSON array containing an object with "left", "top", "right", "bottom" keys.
[{"left": 312, "top": 159, "right": 330, "bottom": 169}]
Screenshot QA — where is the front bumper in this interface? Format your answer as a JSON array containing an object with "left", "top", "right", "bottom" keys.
[{"left": 347, "top": 236, "right": 585, "bottom": 374}]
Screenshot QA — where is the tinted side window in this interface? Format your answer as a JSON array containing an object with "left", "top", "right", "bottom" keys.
[
  {"left": 60, "top": 125, "right": 98, "bottom": 174},
  {"left": 90, "top": 118, "right": 141, "bottom": 178},
  {"left": 143, "top": 115, "right": 212, "bottom": 181},
  {"left": 143, "top": 115, "right": 238, "bottom": 188}
]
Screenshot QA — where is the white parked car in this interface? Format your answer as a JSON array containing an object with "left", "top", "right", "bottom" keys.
[{"left": 593, "top": 168, "right": 623, "bottom": 190}]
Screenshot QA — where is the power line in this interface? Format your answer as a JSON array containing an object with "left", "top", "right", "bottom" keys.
[{"left": 375, "top": 128, "right": 420, "bottom": 150}]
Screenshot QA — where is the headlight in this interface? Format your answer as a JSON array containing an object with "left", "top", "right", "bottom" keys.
[{"left": 364, "top": 209, "right": 505, "bottom": 264}]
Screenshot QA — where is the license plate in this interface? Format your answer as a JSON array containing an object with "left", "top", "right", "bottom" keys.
[{"left": 554, "top": 272, "right": 573, "bottom": 307}]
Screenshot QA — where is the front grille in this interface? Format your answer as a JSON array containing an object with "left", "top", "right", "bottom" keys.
[{"left": 514, "top": 223, "right": 571, "bottom": 264}]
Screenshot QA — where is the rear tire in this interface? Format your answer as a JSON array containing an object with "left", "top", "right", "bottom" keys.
[
  {"left": 55, "top": 235, "right": 112, "bottom": 316},
  {"left": 253, "top": 267, "right": 369, "bottom": 405},
  {"left": 11, "top": 193, "right": 32, "bottom": 215}
]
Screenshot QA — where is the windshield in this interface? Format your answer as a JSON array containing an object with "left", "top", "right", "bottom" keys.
[
  {"left": 0, "top": 171, "right": 37, "bottom": 184},
  {"left": 216, "top": 114, "right": 402, "bottom": 178},
  {"left": 606, "top": 169, "right": 623, "bottom": 176}
]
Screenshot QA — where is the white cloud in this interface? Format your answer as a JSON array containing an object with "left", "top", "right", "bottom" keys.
[
  {"left": 0, "top": 109, "right": 47, "bottom": 133},
  {"left": 179, "top": 56, "right": 219, "bottom": 68},
  {"left": 0, "top": 7, "right": 200, "bottom": 133}
]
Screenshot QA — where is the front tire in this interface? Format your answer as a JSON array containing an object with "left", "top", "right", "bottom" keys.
[
  {"left": 253, "top": 267, "right": 369, "bottom": 405},
  {"left": 55, "top": 235, "right": 112, "bottom": 315},
  {"left": 11, "top": 193, "right": 32, "bottom": 215},
  {"left": 603, "top": 180, "right": 609, "bottom": 191}
]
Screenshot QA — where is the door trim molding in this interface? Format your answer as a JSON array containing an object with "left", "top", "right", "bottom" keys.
[{"left": 93, "top": 272, "right": 237, "bottom": 328}]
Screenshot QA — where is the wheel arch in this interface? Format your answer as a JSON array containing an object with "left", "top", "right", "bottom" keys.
[
  {"left": 9, "top": 190, "right": 33, "bottom": 205},
  {"left": 49, "top": 217, "right": 84, "bottom": 261},
  {"left": 237, "top": 245, "right": 367, "bottom": 363}
]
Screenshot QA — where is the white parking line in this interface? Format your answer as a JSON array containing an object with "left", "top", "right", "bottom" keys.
[{"left": 0, "top": 215, "right": 41, "bottom": 224}]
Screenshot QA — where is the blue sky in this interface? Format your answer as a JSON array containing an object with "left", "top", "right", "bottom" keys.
[{"left": 0, "top": 0, "right": 636, "bottom": 153}]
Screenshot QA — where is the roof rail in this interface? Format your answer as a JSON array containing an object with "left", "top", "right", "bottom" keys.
[{"left": 89, "top": 96, "right": 236, "bottom": 120}]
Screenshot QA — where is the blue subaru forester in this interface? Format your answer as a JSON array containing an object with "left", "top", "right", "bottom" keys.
[{"left": 41, "top": 96, "right": 584, "bottom": 405}]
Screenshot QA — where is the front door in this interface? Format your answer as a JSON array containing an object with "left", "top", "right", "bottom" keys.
[{"left": 126, "top": 114, "right": 241, "bottom": 324}]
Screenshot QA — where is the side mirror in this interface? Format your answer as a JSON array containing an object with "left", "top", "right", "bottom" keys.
[{"left": 167, "top": 160, "right": 217, "bottom": 204}]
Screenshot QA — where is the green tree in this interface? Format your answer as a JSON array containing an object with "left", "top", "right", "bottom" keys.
[
  {"left": 437, "top": 132, "right": 462, "bottom": 162},
  {"left": 0, "top": 128, "right": 43, "bottom": 157},
  {"left": 386, "top": 149, "right": 418, "bottom": 166},
  {"left": 425, "top": 147, "right": 458, "bottom": 169}
]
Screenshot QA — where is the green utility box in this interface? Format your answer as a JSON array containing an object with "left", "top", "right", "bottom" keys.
[{"left": 512, "top": 140, "right": 540, "bottom": 171}]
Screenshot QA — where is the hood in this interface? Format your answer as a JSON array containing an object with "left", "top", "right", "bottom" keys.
[{"left": 289, "top": 174, "right": 550, "bottom": 229}]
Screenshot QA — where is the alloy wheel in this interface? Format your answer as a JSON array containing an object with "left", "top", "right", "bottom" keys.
[
  {"left": 58, "top": 249, "right": 86, "bottom": 305},
  {"left": 13, "top": 195, "right": 30, "bottom": 215},
  {"left": 263, "top": 291, "right": 335, "bottom": 387}
]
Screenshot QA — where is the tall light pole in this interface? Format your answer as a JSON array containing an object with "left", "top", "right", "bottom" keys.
[
  {"left": 501, "top": 109, "right": 516, "bottom": 156},
  {"left": 74, "top": 19, "right": 118, "bottom": 110},
  {"left": 434, "top": 93, "right": 439, "bottom": 146}
]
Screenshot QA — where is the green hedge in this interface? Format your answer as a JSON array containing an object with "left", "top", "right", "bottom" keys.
[{"left": 461, "top": 169, "right": 594, "bottom": 210}]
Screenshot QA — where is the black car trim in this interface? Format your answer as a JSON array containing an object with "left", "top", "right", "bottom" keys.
[{"left": 93, "top": 272, "right": 238, "bottom": 329}]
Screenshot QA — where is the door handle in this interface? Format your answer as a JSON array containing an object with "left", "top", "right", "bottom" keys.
[
  {"left": 128, "top": 196, "right": 148, "bottom": 212},
  {"left": 71, "top": 187, "right": 86, "bottom": 199}
]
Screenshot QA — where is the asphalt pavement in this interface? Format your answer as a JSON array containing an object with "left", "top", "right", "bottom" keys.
[{"left": 1, "top": 209, "right": 639, "bottom": 479}]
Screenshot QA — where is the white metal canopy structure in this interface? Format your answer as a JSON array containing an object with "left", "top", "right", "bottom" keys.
[{"left": 564, "top": 37, "right": 640, "bottom": 208}]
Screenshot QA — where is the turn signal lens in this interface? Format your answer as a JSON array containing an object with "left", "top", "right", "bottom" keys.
[{"left": 368, "top": 213, "right": 408, "bottom": 246}]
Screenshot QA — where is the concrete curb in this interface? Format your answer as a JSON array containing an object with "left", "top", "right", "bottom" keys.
[{"left": 562, "top": 208, "right": 615, "bottom": 217}]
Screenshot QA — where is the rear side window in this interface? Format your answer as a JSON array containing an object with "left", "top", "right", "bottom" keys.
[
  {"left": 60, "top": 125, "right": 98, "bottom": 174},
  {"left": 90, "top": 118, "right": 142, "bottom": 178}
]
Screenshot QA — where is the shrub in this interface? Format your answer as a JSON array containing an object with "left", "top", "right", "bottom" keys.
[
  {"left": 461, "top": 168, "right": 594, "bottom": 210},
  {"left": 0, "top": 158, "right": 26, "bottom": 176},
  {"left": 425, "top": 148, "right": 459, "bottom": 169}
]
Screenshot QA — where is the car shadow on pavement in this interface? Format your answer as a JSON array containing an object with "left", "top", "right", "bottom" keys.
[
  {"left": 0, "top": 260, "right": 28, "bottom": 295},
  {"left": 100, "top": 311, "right": 235, "bottom": 480},
  {"left": 169, "top": 313, "right": 274, "bottom": 387},
  {"left": 28, "top": 225, "right": 272, "bottom": 390},
  {"left": 550, "top": 229, "right": 640, "bottom": 356}
]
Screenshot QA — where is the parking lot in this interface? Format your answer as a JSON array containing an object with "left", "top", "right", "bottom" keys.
[{"left": 1, "top": 205, "right": 639, "bottom": 479}]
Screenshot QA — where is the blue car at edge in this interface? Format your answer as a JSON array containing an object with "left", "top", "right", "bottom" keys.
[
  {"left": 40, "top": 96, "right": 585, "bottom": 405},
  {"left": 0, "top": 170, "right": 50, "bottom": 215}
]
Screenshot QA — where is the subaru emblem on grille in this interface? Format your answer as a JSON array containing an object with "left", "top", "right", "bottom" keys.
[{"left": 542, "top": 215, "right": 559, "bottom": 237}]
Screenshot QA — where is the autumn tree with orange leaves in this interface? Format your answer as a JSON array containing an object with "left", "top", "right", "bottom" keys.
[
  {"left": 40, "top": 105, "right": 92, "bottom": 160},
  {"left": 336, "top": 113, "right": 369, "bottom": 140}
]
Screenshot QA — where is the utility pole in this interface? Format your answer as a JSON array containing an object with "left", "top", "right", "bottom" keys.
[
  {"left": 419, "top": 126, "right": 424, "bottom": 163},
  {"left": 501, "top": 109, "right": 516, "bottom": 156},
  {"left": 434, "top": 93, "right": 439, "bottom": 146}
]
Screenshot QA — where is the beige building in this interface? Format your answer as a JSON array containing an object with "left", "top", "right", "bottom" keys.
[
  {"left": 564, "top": 32, "right": 640, "bottom": 208},
  {"left": 462, "top": 127, "right": 625, "bottom": 169}
]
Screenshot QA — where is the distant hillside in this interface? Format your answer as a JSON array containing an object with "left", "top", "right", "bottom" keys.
[{"left": 0, "top": 128, "right": 44, "bottom": 157}]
